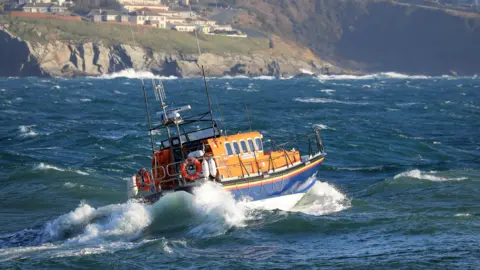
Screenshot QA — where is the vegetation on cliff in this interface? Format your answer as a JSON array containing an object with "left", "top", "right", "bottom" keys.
[
  {"left": 0, "top": 14, "right": 333, "bottom": 77},
  {"left": 0, "top": 14, "right": 269, "bottom": 54}
]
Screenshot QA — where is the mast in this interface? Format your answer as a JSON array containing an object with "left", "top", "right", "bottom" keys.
[{"left": 201, "top": 66, "right": 216, "bottom": 137}]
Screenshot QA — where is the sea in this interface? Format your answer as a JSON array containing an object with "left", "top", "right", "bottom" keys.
[{"left": 0, "top": 71, "right": 479, "bottom": 269}]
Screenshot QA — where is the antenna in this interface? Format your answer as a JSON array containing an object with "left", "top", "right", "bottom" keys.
[
  {"left": 190, "top": 4, "right": 202, "bottom": 56},
  {"left": 214, "top": 96, "right": 227, "bottom": 135},
  {"left": 128, "top": 22, "right": 155, "bottom": 154},
  {"left": 201, "top": 66, "right": 215, "bottom": 137},
  {"left": 244, "top": 102, "right": 252, "bottom": 131}
]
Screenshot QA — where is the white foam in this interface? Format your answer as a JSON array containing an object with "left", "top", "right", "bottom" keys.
[
  {"left": 189, "top": 181, "right": 249, "bottom": 236},
  {"left": 454, "top": 213, "right": 472, "bottom": 217},
  {"left": 313, "top": 124, "right": 333, "bottom": 130},
  {"left": 80, "top": 98, "right": 91, "bottom": 102},
  {"left": 34, "top": 163, "right": 89, "bottom": 175},
  {"left": 19, "top": 125, "right": 38, "bottom": 137},
  {"left": 316, "top": 72, "right": 431, "bottom": 80},
  {"left": 212, "top": 75, "right": 276, "bottom": 80},
  {"left": 299, "top": 68, "right": 314, "bottom": 75},
  {"left": 64, "top": 182, "right": 85, "bottom": 188},
  {"left": 394, "top": 169, "right": 467, "bottom": 182},
  {"left": 294, "top": 97, "right": 368, "bottom": 105},
  {"left": 95, "top": 69, "right": 178, "bottom": 80},
  {"left": 252, "top": 75, "right": 275, "bottom": 80},
  {"left": 319, "top": 89, "right": 336, "bottom": 95},
  {"left": 41, "top": 182, "right": 251, "bottom": 244},
  {"left": 291, "top": 181, "right": 351, "bottom": 216},
  {"left": 44, "top": 201, "right": 152, "bottom": 244},
  {"left": 35, "top": 163, "right": 65, "bottom": 172}
]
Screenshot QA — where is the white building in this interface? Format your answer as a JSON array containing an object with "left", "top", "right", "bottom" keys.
[
  {"left": 171, "top": 23, "right": 196, "bottom": 32},
  {"left": 131, "top": 8, "right": 166, "bottom": 28},
  {"left": 118, "top": 0, "right": 161, "bottom": 5},
  {"left": 123, "top": 4, "right": 168, "bottom": 12}
]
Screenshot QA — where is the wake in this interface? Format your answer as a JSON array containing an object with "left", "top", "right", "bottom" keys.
[{"left": 0, "top": 180, "right": 350, "bottom": 259}]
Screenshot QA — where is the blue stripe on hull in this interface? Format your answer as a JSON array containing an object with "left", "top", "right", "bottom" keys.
[{"left": 230, "top": 163, "right": 321, "bottom": 201}]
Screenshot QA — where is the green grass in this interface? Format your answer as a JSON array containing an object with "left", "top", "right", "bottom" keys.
[{"left": 0, "top": 14, "right": 270, "bottom": 54}]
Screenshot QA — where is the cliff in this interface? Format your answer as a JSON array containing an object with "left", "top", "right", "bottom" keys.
[
  {"left": 0, "top": 15, "right": 341, "bottom": 78},
  {"left": 233, "top": 0, "right": 480, "bottom": 75}
]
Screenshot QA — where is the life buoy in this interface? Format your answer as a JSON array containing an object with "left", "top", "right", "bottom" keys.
[
  {"left": 181, "top": 157, "right": 202, "bottom": 181},
  {"left": 135, "top": 168, "right": 151, "bottom": 191}
]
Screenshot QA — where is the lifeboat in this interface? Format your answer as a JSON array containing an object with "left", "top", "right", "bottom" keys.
[{"left": 128, "top": 77, "right": 326, "bottom": 210}]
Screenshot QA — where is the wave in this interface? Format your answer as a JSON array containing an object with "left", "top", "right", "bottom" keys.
[
  {"left": 299, "top": 68, "right": 315, "bottom": 75},
  {"left": 312, "top": 124, "right": 334, "bottom": 130},
  {"left": 294, "top": 97, "right": 369, "bottom": 105},
  {"left": 319, "top": 89, "right": 336, "bottom": 95},
  {"left": 93, "top": 69, "right": 178, "bottom": 80},
  {"left": 454, "top": 213, "right": 472, "bottom": 217},
  {"left": 393, "top": 169, "right": 468, "bottom": 182},
  {"left": 317, "top": 72, "right": 431, "bottom": 80},
  {"left": 34, "top": 163, "right": 89, "bottom": 176},
  {"left": 18, "top": 125, "right": 38, "bottom": 137},
  {"left": 80, "top": 98, "right": 92, "bottom": 102},
  {"left": 211, "top": 75, "right": 276, "bottom": 80},
  {"left": 291, "top": 181, "right": 351, "bottom": 216},
  {"left": 63, "top": 182, "right": 86, "bottom": 189},
  {"left": 0, "top": 180, "right": 352, "bottom": 259},
  {"left": 27, "top": 182, "right": 248, "bottom": 246}
]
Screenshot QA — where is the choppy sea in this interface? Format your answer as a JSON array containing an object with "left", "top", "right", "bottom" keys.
[{"left": 0, "top": 71, "right": 479, "bottom": 269}]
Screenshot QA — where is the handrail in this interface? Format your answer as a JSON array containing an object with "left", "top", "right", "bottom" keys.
[{"left": 151, "top": 148, "right": 301, "bottom": 183}]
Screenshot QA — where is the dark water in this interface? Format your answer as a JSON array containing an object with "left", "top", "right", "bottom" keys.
[{"left": 1, "top": 73, "right": 479, "bottom": 269}]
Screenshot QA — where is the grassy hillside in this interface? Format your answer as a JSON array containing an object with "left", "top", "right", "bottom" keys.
[{"left": 0, "top": 14, "right": 270, "bottom": 54}]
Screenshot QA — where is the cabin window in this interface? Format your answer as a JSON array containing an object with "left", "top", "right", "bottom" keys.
[
  {"left": 255, "top": 138, "right": 263, "bottom": 152},
  {"left": 232, "top": 141, "right": 240, "bottom": 154},
  {"left": 247, "top": 139, "right": 255, "bottom": 152},
  {"left": 240, "top": 140, "right": 248, "bottom": 153},
  {"left": 225, "top": 142, "right": 233, "bottom": 156}
]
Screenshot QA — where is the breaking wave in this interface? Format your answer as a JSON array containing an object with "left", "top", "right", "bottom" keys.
[
  {"left": 394, "top": 169, "right": 468, "bottom": 182},
  {"left": 291, "top": 181, "right": 351, "bottom": 216},
  {"left": 18, "top": 125, "right": 38, "bottom": 137},
  {"left": 313, "top": 124, "right": 334, "bottom": 130},
  {"left": 94, "top": 69, "right": 178, "bottom": 80},
  {"left": 317, "top": 72, "right": 431, "bottom": 80},
  {"left": 34, "top": 163, "right": 89, "bottom": 176},
  {"left": 299, "top": 68, "right": 315, "bottom": 75},
  {"left": 319, "top": 89, "right": 336, "bottom": 95},
  {"left": 0, "top": 179, "right": 352, "bottom": 260},
  {"left": 294, "top": 97, "right": 369, "bottom": 105}
]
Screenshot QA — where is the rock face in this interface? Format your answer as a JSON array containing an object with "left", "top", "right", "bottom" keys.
[
  {"left": 0, "top": 31, "right": 43, "bottom": 77},
  {"left": 234, "top": 0, "right": 480, "bottom": 76},
  {"left": 0, "top": 30, "right": 338, "bottom": 78}
]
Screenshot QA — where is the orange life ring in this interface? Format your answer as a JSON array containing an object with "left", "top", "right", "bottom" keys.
[
  {"left": 135, "top": 168, "right": 151, "bottom": 191},
  {"left": 181, "top": 157, "right": 202, "bottom": 181}
]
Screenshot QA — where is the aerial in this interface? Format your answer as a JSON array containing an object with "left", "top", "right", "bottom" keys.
[{"left": 0, "top": 0, "right": 479, "bottom": 269}]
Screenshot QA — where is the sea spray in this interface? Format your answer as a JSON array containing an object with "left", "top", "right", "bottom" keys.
[
  {"left": 291, "top": 181, "right": 351, "bottom": 216},
  {"left": 93, "top": 69, "right": 178, "bottom": 80},
  {"left": 394, "top": 169, "right": 468, "bottom": 182},
  {"left": 188, "top": 181, "right": 250, "bottom": 237}
]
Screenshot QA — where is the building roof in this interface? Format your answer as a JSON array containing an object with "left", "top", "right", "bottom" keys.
[
  {"left": 173, "top": 23, "right": 196, "bottom": 27},
  {"left": 87, "top": 9, "right": 121, "bottom": 16},
  {"left": 133, "top": 8, "right": 163, "bottom": 16},
  {"left": 166, "top": 16, "right": 185, "bottom": 20},
  {"left": 23, "top": 3, "right": 52, "bottom": 8}
]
